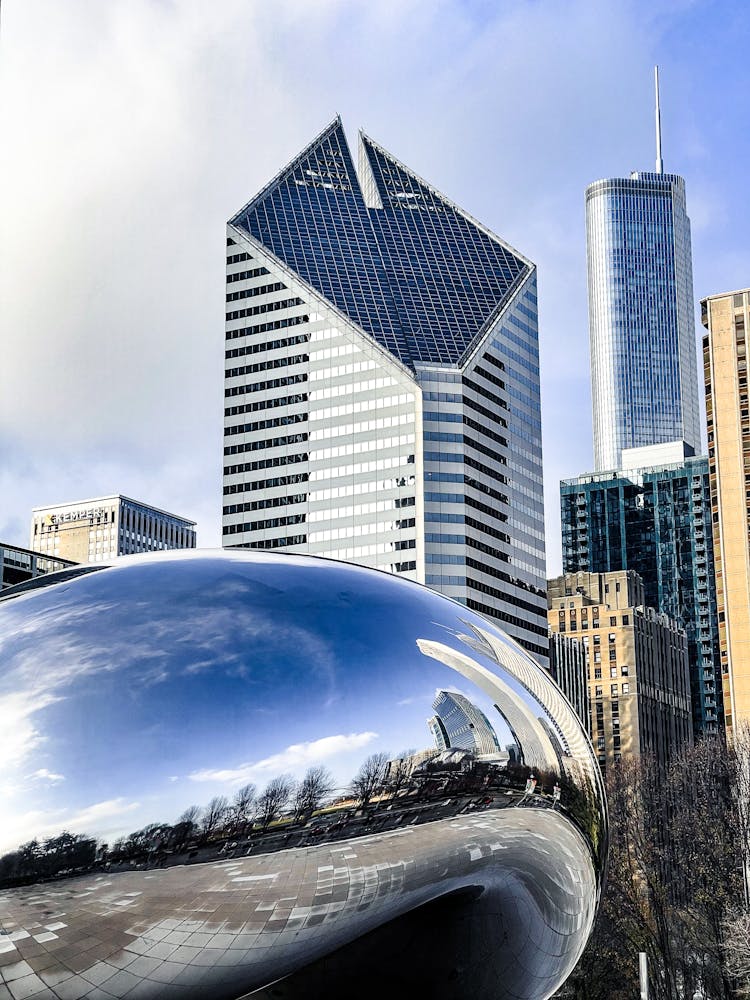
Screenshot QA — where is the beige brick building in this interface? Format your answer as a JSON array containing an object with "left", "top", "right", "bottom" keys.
[
  {"left": 548, "top": 570, "right": 692, "bottom": 774},
  {"left": 702, "top": 288, "right": 750, "bottom": 738}
]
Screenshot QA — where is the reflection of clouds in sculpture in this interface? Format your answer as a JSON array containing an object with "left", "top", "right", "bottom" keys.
[
  {"left": 0, "top": 551, "right": 606, "bottom": 1000},
  {"left": 188, "top": 732, "right": 379, "bottom": 786}
]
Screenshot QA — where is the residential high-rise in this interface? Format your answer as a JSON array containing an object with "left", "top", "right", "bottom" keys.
[
  {"left": 222, "top": 118, "right": 547, "bottom": 662},
  {"left": 560, "top": 455, "right": 722, "bottom": 733},
  {"left": 586, "top": 71, "right": 701, "bottom": 472},
  {"left": 548, "top": 570, "right": 692, "bottom": 774},
  {"left": 31, "top": 496, "right": 196, "bottom": 564},
  {"left": 702, "top": 288, "right": 750, "bottom": 736}
]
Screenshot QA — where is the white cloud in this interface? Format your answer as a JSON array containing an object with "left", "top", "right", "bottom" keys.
[
  {"left": 30, "top": 769, "right": 65, "bottom": 784},
  {"left": 0, "top": 797, "right": 141, "bottom": 856},
  {"left": 0, "top": 691, "right": 60, "bottom": 770},
  {"left": 188, "top": 731, "right": 379, "bottom": 786}
]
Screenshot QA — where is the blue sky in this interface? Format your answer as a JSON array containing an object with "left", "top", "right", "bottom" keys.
[{"left": 0, "top": 0, "right": 748, "bottom": 574}]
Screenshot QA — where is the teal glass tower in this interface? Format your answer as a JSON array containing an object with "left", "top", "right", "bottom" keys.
[{"left": 561, "top": 457, "right": 722, "bottom": 734}]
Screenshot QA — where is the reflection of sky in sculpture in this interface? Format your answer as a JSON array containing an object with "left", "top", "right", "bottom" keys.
[{"left": 0, "top": 551, "right": 601, "bottom": 859}]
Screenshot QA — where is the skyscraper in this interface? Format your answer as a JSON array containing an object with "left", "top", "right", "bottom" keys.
[
  {"left": 587, "top": 71, "right": 701, "bottom": 472},
  {"left": 702, "top": 287, "right": 750, "bottom": 737},
  {"left": 223, "top": 118, "right": 547, "bottom": 662}
]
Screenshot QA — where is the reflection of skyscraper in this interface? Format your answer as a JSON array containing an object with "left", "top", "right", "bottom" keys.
[
  {"left": 430, "top": 690, "right": 501, "bottom": 756},
  {"left": 222, "top": 117, "right": 547, "bottom": 663}
]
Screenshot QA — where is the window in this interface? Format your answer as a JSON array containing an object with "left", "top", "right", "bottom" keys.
[
  {"left": 610, "top": 666, "right": 617, "bottom": 678},
  {"left": 595, "top": 685, "right": 603, "bottom": 698},
  {"left": 610, "top": 616, "right": 616, "bottom": 626},
  {"left": 608, "top": 633, "right": 616, "bottom": 643},
  {"left": 622, "top": 683, "right": 630, "bottom": 694},
  {"left": 609, "top": 648, "right": 617, "bottom": 660},
  {"left": 622, "top": 615, "right": 629, "bottom": 625},
  {"left": 594, "top": 667, "right": 602, "bottom": 679},
  {"left": 594, "top": 652, "right": 601, "bottom": 663},
  {"left": 621, "top": 665, "right": 629, "bottom": 676},
  {"left": 611, "top": 684, "right": 618, "bottom": 696}
]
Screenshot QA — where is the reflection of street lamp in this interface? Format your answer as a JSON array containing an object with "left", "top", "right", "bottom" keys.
[{"left": 692, "top": 990, "right": 704, "bottom": 1000}]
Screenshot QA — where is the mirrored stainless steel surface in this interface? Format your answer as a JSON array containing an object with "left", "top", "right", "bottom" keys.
[{"left": 0, "top": 550, "right": 606, "bottom": 999}]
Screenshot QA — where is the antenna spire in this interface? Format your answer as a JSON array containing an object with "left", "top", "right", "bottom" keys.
[{"left": 654, "top": 65, "right": 664, "bottom": 174}]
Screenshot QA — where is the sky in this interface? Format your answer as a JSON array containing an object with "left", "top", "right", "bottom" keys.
[{"left": 1, "top": 0, "right": 749, "bottom": 575}]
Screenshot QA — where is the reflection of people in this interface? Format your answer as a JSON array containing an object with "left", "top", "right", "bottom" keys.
[
  {"left": 552, "top": 783, "right": 561, "bottom": 809},
  {"left": 517, "top": 772, "right": 537, "bottom": 806}
]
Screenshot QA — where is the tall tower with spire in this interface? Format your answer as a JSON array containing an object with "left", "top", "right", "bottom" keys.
[
  {"left": 222, "top": 119, "right": 548, "bottom": 663},
  {"left": 586, "top": 69, "right": 701, "bottom": 472},
  {"left": 562, "top": 73, "right": 723, "bottom": 737}
]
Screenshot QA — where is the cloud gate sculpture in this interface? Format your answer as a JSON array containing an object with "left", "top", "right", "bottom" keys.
[{"left": 0, "top": 551, "right": 606, "bottom": 999}]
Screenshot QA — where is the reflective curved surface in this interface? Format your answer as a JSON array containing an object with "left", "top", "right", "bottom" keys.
[{"left": 0, "top": 550, "right": 606, "bottom": 999}]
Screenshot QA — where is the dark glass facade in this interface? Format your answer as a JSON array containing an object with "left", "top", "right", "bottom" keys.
[
  {"left": 231, "top": 119, "right": 529, "bottom": 368},
  {"left": 561, "top": 458, "right": 722, "bottom": 733},
  {"left": 587, "top": 173, "right": 701, "bottom": 471}
]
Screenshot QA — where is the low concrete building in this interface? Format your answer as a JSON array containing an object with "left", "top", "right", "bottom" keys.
[
  {"left": 31, "top": 495, "right": 196, "bottom": 564},
  {"left": 0, "top": 542, "right": 75, "bottom": 591}
]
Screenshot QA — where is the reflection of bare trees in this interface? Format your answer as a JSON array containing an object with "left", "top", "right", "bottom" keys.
[
  {"left": 350, "top": 752, "right": 389, "bottom": 810},
  {"left": 257, "top": 775, "right": 295, "bottom": 831},
  {"left": 293, "top": 766, "right": 334, "bottom": 823},
  {"left": 200, "top": 796, "right": 230, "bottom": 844},
  {"left": 229, "top": 783, "right": 256, "bottom": 835},
  {"left": 0, "top": 833, "right": 97, "bottom": 888}
]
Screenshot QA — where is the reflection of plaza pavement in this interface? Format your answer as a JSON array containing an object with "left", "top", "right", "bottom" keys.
[{"left": 0, "top": 810, "right": 596, "bottom": 1000}]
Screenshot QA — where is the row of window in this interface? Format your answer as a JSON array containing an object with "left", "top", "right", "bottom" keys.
[
  {"left": 223, "top": 512, "right": 306, "bottom": 534},
  {"left": 225, "top": 373, "right": 307, "bottom": 398},
  {"left": 238, "top": 534, "right": 307, "bottom": 549},
  {"left": 224, "top": 452, "right": 308, "bottom": 477},
  {"left": 226, "top": 265, "right": 269, "bottom": 283},
  {"left": 226, "top": 333, "right": 309, "bottom": 361},
  {"left": 226, "top": 354, "right": 308, "bottom": 379},
  {"left": 225, "top": 308, "right": 307, "bottom": 340},
  {"left": 224, "top": 432, "right": 308, "bottom": 456},
  {"left": 223, "top": 473, "right": 308, "bottom": 496},
  {"left": 224, "top": 412, "right": 307, "bottom": 437},
  {"left": 226, "top": 281, "right": 287, "bottom": 304},
  {"left": 472, "top": 363, "right": 506, "bottom": 393},
  {"left": 225, "top": 392, "right": 308, "bottom": 418},
  {"left": 223, "top": 492, "right": 307, "bottom": 516}
]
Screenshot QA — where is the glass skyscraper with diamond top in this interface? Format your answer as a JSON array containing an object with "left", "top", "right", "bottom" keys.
[
  {"left": 587, "top": 172, "right": 701, "bottom": 471},
  {"left": 222, "top": 118, "right": 547, "bottom": 663}
]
